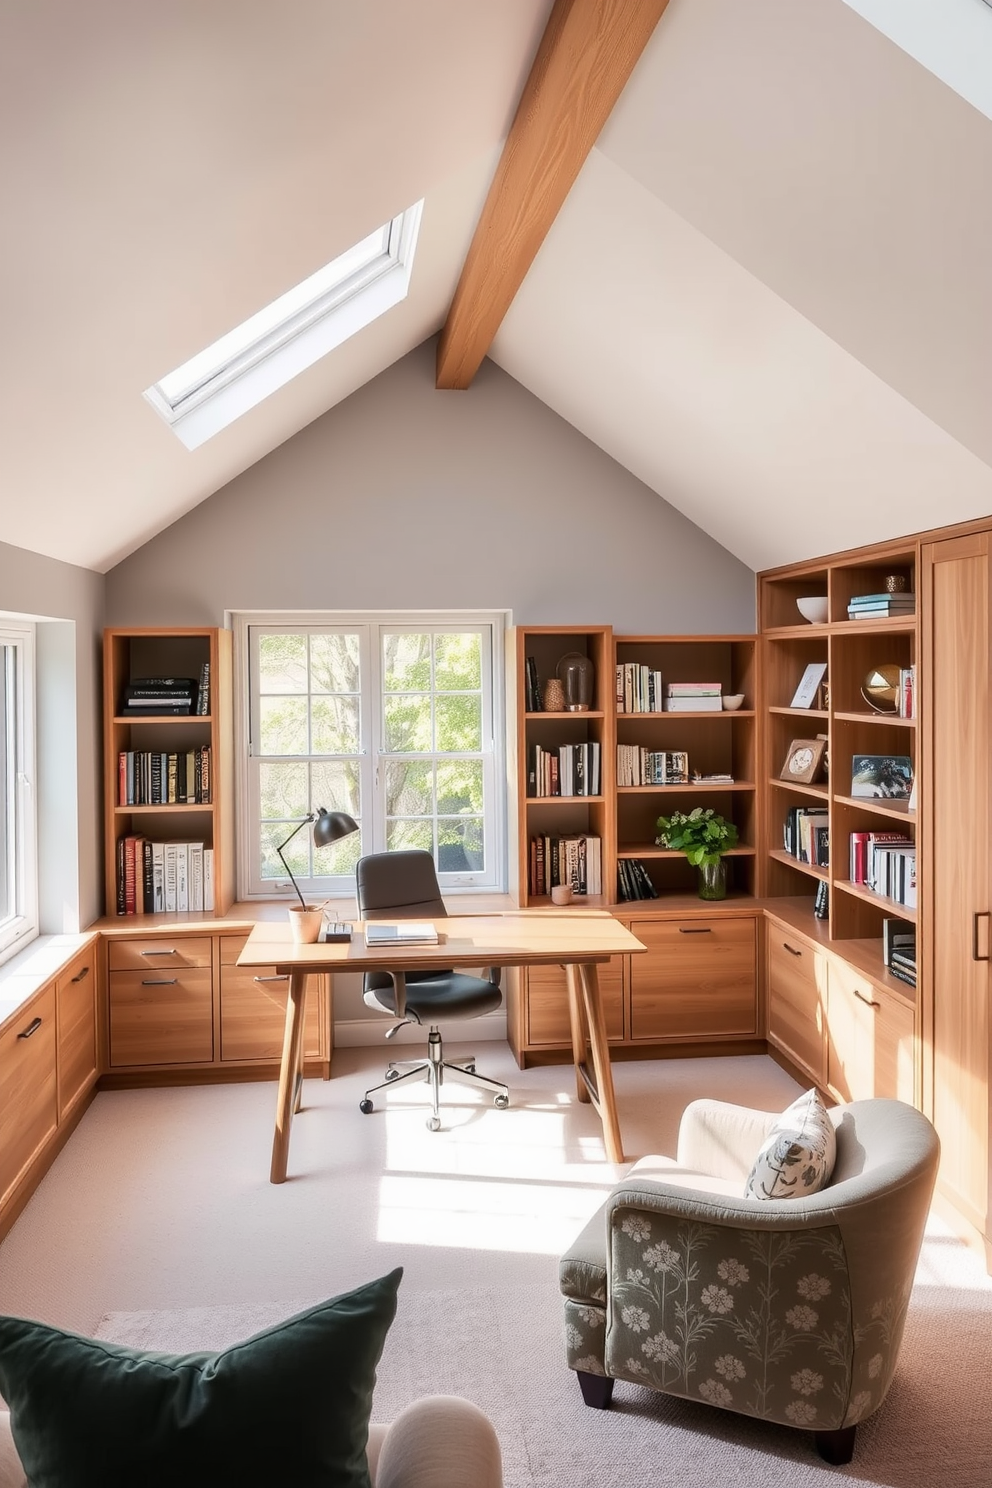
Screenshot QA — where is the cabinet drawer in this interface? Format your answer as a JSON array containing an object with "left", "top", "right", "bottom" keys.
[
  {"left": 220, "top": 966, "right": 323, "bottom": 1063},
  {"left": 109, "top": 936, "right": 212, "bottom": 972},
  {"left": 525, "top": 958, "right": 624, "bottom": 1047},
  {"left": 0, "top": 987, "right": 58, "bottom": 1204},
  {"left": 57, "top": 943, "right": 98, "bottom": 1118},
  {"left": 827, "top": 961, "right": 916, "bottom": 1104},
  {"left": 109, "top": 968, "right": 213, "bottom": 1066},
  {"left": 629, "top": 917, "right": 756, "bottom": 1041},
  {"left": 767, "top": 927, "right": 827, "bottom": 1084}
]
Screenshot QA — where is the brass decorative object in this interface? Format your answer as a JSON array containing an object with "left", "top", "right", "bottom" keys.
[
  {"left": 542, "top": 677, "right": 566, "bottom": 712},
  {"left": 885, "top": 574, "right": 908, "bottom": 593},
  {"left": 861, "top": 663, "right": 901, "bottom": 714}
]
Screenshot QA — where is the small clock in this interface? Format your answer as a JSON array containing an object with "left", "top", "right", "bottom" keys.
[{"left": 780, "top": 737, "right": 826, "bottom": 785}]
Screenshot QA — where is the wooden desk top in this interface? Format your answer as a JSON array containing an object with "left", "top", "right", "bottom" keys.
[{"left": 237, "top": 911, "right": 646, "bottom": 971}]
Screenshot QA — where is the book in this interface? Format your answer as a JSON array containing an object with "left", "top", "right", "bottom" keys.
[
  {"left": 364, "top": 921, "right": 438, "bottom": 946},
  {"left": 790, "top": 661, "right": 828, "bottom": 709},
  {"left": 203, "top": 849, "right": 214, "bottom": 912},
  {"left": 664, "top": 695, "right": 722, "bottom": 712},
  {"left": 189, "top": 842, "right": 204, "bottom": 913},
  {"left": 164, "top": 843, "right": 178, "bottom": 913},
  {"left": 196, "top": 661, "right": 210, "bottom": 715},
  {"left": 813, "top": 881, "right": 829, "bottom": 919},
  {"left": 152, "top": 843, "right": 166, "bottom": 913},
  {"left": 175, "top": 842, "right": 189, "bottom": 912},
  {"left": 525, "top": 657, "right": 542, "bottom": 712}
]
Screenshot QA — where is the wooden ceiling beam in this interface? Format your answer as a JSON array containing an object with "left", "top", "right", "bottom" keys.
[{"left": 436, "top": 0, "right": 671, "bottom": 390}]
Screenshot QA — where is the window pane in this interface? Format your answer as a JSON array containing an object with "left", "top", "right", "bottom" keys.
[
  {"left": 259, "top": 633, "right": 307, "bottom": 692},
  {"left": 309, "top": 633, "right": 360, "bottom": 694},
  {"left": 383, "top": 633, "right": 430, "bottom": 691},
  {"left": 385, "top": 760, "right": 432, "bottom": 817},
  {"left": 0, "top": 654, "right": 11, "bottom": 923},
  {"left": 435, "top": 695, "right": 481, "bottom": 752},
  {"left": 259, "top": 696, "right": 308, "bottom": 755},
  {"left": 387, "top": 819, "right": 434, "bottom": 854},
  {"left": 260, "top": 819, "right": 308, "bottom": 881},
  {"left": 259, "top": 761, "right": 308, "bottom": 820},
  {"left": 384, "top": 695, "right": 432, "bottom": 752},
  {"left": 436, "top": 760, "right": 483, "bottom": 815},
  {"left": 438, "top": 818, "right": 484, "bottom": 872},
  {"left": 311, "top": 696, "right": 360, "bottom": 754},
  {"left": 311, "top": 760, "right": 361, "bottom": 819},
  {"left": 435, "top": 633, "right": 480, "bottom": 690},
  {"left": 314, "top": 830, "right": 362, "bottom": 877}
]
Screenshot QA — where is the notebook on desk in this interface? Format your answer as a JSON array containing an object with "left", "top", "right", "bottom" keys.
[{"left": 364, "top": 921, "right": 438, "bottom": 946}]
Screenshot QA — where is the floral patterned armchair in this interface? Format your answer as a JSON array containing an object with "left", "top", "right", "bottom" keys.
[{"left": 559, "top": 1097, "right": 939, "bottom": 1465}]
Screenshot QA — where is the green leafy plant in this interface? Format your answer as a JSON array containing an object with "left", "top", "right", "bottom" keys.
[{"left": 655, "top": 806, "right": 738, "bottom": 866}]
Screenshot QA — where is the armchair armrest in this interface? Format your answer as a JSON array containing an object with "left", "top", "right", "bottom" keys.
[
  {"left": 374, "top": 1396, "right": 503, "bottom": 1488},
  {"left": 676, "top": 1098, "right": 778, "bottom": 1182}
]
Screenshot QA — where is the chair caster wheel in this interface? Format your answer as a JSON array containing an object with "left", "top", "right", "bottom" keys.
[
  {"left": 464, "top": 1063, "right": 476, "bottom": 1074},
  {"left": 385, "top": 1067, "right": 400, "bottom": 1082},
  {"left": 427, "top": 1115, "right": 441, "bottom": 1132},
  {"left": 494, "top": 1093, "right": 509, "bottom": 1110},
  {"left": 360, "top": 1099, "right": 374, "bottom": 1114}
]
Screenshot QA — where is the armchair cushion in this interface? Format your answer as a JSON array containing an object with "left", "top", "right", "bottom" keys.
[
  {"left": 744, "top": 1089, "right": 836, "bottom": 1200},
  {"left": 0, "top": 1268, "right": 402, "bottom": 1488}
]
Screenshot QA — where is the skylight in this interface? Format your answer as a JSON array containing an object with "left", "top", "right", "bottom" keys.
[
  {"left": 841, "top": 0, "right": 992, "bottom": 121},
  {"left": 144, "top": 201, "right": 424, "bottom": 450}
]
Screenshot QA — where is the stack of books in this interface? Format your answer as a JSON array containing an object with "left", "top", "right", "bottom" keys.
[
  {"left": 527, "top": 741, "right": 601, "bottom": 797},
  {"left": 120, "top": 677, "right": 199, "bottom": 715},
  {"left": 847, "top": 592, "right": 916, "bottom": 620},
  {"left": 116, "top": 836, "right": 214, "bottom": 914},
  {"left": 850, "top": 831, "right": 916, "bottom": 907},
  {"left": 883, "top": 918, "right": 917, "bottom": 989},
  {"left": 665, "top": 683, "right": 722, "bottom": 713},
  {"left": 616, "top": 859, "right": 660, "bottom": 901},
  {"left": 616, "top": 664, "right": 664, "bottom": 713},
  {"left": 784, "top": 806, "right": 829, "bottom": 866},
  {"left": 528, "top": 834, "right": 602, "bottom": 898},
  {"left": 118, "top": 747, "right": 211, "bottom": 805},
  {"left": 616, "top": 746, "right": 688, "bottom": 786}
]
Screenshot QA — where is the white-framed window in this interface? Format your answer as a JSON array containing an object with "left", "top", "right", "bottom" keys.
[
  {"left": 0, "top": 621, "right": 37, "bottom": 964},
  {"left": 234, "top": 613, "right": 506, "bottom": 900}
]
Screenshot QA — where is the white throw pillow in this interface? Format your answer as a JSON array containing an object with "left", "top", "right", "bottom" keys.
[{"left": 744, "top": 1089, "right": 836, "bottom": 1200}]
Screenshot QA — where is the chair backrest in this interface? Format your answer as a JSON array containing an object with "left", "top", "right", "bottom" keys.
[{"left": 356, "top": 850, "right": 448, "bottom": 921}]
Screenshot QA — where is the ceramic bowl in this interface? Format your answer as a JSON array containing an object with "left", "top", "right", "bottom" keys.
[
  {"left": 722, "top": 693, "right": 746, "bottom": 711},
  {"left": 796, "top": 596, "right": 829, "bottom": 625}
]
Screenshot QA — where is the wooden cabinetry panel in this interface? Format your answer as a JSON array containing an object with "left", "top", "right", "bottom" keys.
[
  {"left": 220, "top": 965, "right": 322, "bottom": 1062},
  {"left": 109, "top": 968, "right": 213, "bottom": 1066},
  {"left": 109, "top": 936, "right": 211, "bottom": 971},
  {"left": 56, "top": 943, "right": 97, "bottom": 1118},
  {"left": 629, "top": 917, "right": 756, "bottom": 1041},
  {"left": 0, "top": 988, "right": 58, "bottom": 1204},
  {"left": 525, "top": 958, "right": 624, "bottom": 1047},
  {"left": 766, "top": 925, "right": 827, "bottom": 1085},
  {"left": 827, "top": 962, "right": 915, "bottom": 1104}
]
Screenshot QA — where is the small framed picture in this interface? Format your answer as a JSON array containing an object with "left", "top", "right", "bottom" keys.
[
  {"left": 851, "top": 754, "right": 913, "bottom": 799},
  {"left": 780, "top": 737, "right": 827, "bottom": 785},
  {"left": 790, "top": 661, "right": 828, "bottom": 710}
]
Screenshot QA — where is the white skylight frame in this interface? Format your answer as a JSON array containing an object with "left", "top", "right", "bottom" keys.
[{"left": 144, "top": 201, "right": 424, "bottom": 450}]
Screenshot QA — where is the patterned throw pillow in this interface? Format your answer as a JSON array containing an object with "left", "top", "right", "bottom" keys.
[{"left": 744, "top": 1089, "right": 836, "bottom": 1200}]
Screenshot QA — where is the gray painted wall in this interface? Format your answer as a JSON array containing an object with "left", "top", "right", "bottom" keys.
[
  {"left": 0, "top": 540, "right": 104, "bottom": 930},
  {"left": 105, "top": 341, "right": 756, "bottom": 630}
]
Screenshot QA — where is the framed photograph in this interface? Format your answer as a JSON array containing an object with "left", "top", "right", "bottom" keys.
[
  {"left": 780, "top": 737, "right": 827, "bottom": 785},
  {"left": 851, "top": 754, "right": 913, "bottom": 799},
  {"left": 790, "top": 661, "right": 828, "bottom": 710}
]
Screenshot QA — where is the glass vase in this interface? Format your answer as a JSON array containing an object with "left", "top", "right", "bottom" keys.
[
  {"left": 697, "top": 858, "right": 728, "bottom": 901},
  {"left": 556, "top": 652, "right": 594, "bottom": 711}
]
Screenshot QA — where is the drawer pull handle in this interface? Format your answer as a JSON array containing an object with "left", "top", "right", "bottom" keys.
[
  {"left": 17, "top": 1017, "right": 43, "bottom": 1040},
  {"left": 71, "top": 965, "right": 91, "bottom": 983},
  {"left": 141, "top": 978, "right": 178, "bottom": 986},
  {"left": 973, "top": 912, "right": 990, "bottom": 963},
  {"left": 678, "top": 927, "right": 712, "bottom": 935},
  {"left": 782, "top": 942, "right": 802, "bottom": 957},
  {"left": 254, "top": 975, "right": 289, "bottom": 984},
  {"left": 853, "top": 988, "right": 880, "bottom": 1009},
  {"left": 140, "top": 948, "right": 178, "bottom": 956}
]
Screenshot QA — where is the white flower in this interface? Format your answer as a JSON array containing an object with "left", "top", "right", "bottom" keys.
[
  {"left": 797, "top": 1273, "right": 831, "bottom": 1301},
  {"left": 849, "top": 1390, "right": 873, "bottom": 1421},
  {"left": 700, "top": 1285, "right": 734, "bottom": 1315},
  {"left": 714, "top": 1354, "right": 746, "bottom": 1381},
  {"left": 625, "top": 1267, "right": 647, "bottom": 1285},
  {"left": 785, "top": 1400, "right": 818, "bottom": 1425},
  {"left": 644, "top": 1241, "right": 679, "bottom": 1273},
  {"left": 621, "top": 1305, "right": 651, "bottom": 1333},
  {"left": 576, "top": 1306, "right": 605, "bottom": 1329},
  {"left": 785, "top": 1304, "right": 818, "bottom": 1331},
  {"left": 621, "top": 1216, "right": 651, "bottom": 1242},
  {"left": 642, "top": 1331, "right": 679, "bottom": 1365},
  {"left": 698, "top": 1379, "right": 733, "bottom": 1407},
  {"left": 573, "top": 1355, "right": 604, "bottom": 1375},
  {"left": 717, "top": 1258, "right": 750, "bottom": 1287},
  {"left": 790, "top": 1368, "right": 824, "bottom": 1396},
  {"left": 624, "top": 1357, "right": 648, "bottom": 1376},
  {"left": 565, "top": 1323, "right": 583, "bottom": 1348},
  {"left": 868, "top": 1353, "right": 883, "bottom": 1379}
]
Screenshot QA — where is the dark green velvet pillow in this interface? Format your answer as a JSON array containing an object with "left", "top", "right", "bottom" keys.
[{"left": 0, "top": 1267, "right": 401, "bottom": 1488}]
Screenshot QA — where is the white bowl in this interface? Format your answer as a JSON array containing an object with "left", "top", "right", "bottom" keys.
[
  {"left": 722, "top": 693, "right": 745, "bottom": 711},
  {"left": 796, "top": 596, "right": 829, "bottom": 624}
]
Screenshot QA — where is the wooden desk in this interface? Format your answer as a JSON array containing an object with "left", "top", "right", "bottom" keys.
[{"left": 238, "top": 912, "right": 647, "bottom": 1182}]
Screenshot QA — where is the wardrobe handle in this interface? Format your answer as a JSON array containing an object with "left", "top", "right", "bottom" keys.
[
  {"left": 17, "top": 1017, "right": 42, "bottom": 1040},
  {"left": 140, "top": 948, "right": 177, "bottom": 956},
  {"left": 254, "top": 975, "right": 289, "bottom": 984},
  {"left": 973, "top": 912, "right": 990, "bottom": 962},
  {"left": 853, "top": 987, "right": 880, "bottom": 1009},
  {"left": 678, "top": 927, "right": 712, "bottom": 934},
  {"left": 71, "top": 965, "right": 90, "bottom": 983},
  {"left": 141, "top": 978, "right": 178, "bottom": 986},
  {"left": 782, "top": 942, "right": 802, "bottom": 957}
]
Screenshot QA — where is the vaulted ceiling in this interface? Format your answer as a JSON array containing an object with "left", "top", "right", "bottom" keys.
[{"left": 3, "top": 0, "right": 991, "bottom": 574}]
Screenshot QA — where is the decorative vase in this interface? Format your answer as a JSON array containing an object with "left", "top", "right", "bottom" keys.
[
  {"left": 697, "top": 859, "right": 728, "bottom": 901},
  {"left": 557, "top": 652, "right": 594, "bottom": 711},
  {"left": 542, "top": 677, "right": 566, "bottom": 712}
]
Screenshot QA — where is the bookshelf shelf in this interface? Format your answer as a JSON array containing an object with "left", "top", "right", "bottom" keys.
[
  {"left": 767, "top": 848, "right": 829, "bottom": 883},
  {"left": 618, "top": 843, "right": 755, "bottom": 859},
  {"left": 833, "top": 711, "right": 915, "bottom": 727},
  {"left": 526, "top": 710, "right": 605, "bottom": 721},
  {"left": 832, "top": 794, "right": 915, "bottom": 823},
  {"left": 768, "top": 778, "right": 829, "bottom": 802},
  {"left": 617, "top": 782, "right": 755, "bottom": 794},
  {"left": 527, "top": 795, "right": 605, "bottom": 805},
  {"left": 834, "top": 877, "right": 917, "bottom": 922}
]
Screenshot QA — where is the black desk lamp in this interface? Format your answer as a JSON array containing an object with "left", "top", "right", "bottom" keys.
[{"left": 275, "top": 808, "right": 359, "bottom": 909}]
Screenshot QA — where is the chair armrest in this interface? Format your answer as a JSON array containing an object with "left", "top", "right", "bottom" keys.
[
  {"left": 0, "top": 1414, "right": 25, "bottom": 1488},
  {"left": 676, "top": 1098, "right": 778, "bottom": 1182},
  {"left": 374, "top": 1396, "right": 503, "bottom": 1488}
]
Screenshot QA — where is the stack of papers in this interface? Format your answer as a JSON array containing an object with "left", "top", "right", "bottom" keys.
[{"left": 364, "top": 921, "right": 438, "bottom": 946}]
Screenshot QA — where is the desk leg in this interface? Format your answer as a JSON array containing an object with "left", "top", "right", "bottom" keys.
[
  {"left": 576, "top": 962, "right": 625, "bottom": 1165},
  {"left": 565, "top": 964, "right": 591, "bottom": 1103},
  {"left": 270, "top": 968, "right": 308, "bottom": 1184}
]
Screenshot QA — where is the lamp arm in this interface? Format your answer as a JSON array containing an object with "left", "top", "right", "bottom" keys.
[{"left": 274, "top": 815, "right": 314, "bottom": 910}]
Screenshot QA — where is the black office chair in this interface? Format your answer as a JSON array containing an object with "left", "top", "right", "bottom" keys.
[{"left": 356, "top": 850, "right": 510, "bottom": 1131}]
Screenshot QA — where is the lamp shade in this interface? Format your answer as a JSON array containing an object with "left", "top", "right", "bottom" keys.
[{"left": 313, "top": 808, "right": 360, "bottom": 848}]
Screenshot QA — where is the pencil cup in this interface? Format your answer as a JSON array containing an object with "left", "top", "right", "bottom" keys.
[
  {"left": 288, "top": 906, "right": 324, "bottom": 943},
  {"left": 551, "top": 885, "right": 573, "bottom": 906}
]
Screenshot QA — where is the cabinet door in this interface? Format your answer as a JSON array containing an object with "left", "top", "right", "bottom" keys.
[
  {"left": 0, "top": 988, "right": 58, "bottom": 1206},
  {"left": 629, "top": 917, "right": 756, "bottom": 1041},
  {"left": 525, "top": 958, "right": 625, "bottom": 1048},
  {"left": 827, "top": 962, "right": 915, "bottom": 1104},
  {"left": 766, "top": 926, "right": 827, "bottom": 1085},
  {"left": 219, "top": 966, "right": 323, "bottom": 1062},
  {"left": 109, "top": 969, "right": 213, "bottom": 1066},
  {"left": 57, "top": 943, "right": 98, "bottom": 1119}
]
